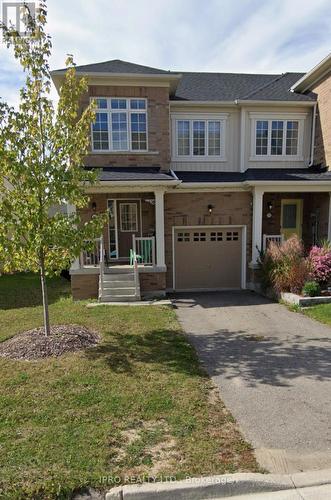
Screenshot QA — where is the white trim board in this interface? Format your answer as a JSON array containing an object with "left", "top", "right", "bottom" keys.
[{"left": 172, "top": 224, "right": 247, "bottom": 291}]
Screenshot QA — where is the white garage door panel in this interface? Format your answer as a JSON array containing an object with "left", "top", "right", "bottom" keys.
[{"left": 174, "top": 228, "right": 242, "bottom": 290}]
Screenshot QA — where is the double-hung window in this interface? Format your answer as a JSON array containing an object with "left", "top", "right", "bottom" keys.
[
  {"left": 252, "top": 115, "right": 304, "bottom": 159},
  {"left": 174, "top": 116, "right": 226, "bottom": 159},
  {"left": 92, "top": 98, "right": 147, "bottom": 152}
]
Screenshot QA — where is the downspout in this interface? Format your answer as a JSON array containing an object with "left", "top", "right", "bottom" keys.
[{"left": 309, "top": 102, "right": 317, "bottom": 166}]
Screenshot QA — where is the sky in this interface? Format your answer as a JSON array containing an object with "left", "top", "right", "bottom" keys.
[{"left": 0, "top": 0, "right": 331, "bottom": 108}]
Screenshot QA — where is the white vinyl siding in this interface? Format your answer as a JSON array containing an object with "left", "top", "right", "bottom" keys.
[
  {"left": 251, "top": 114, "right": 304, "bottom": 160},
  {"left": 173, "top": 113, "right": 227, "bottom": 161}
]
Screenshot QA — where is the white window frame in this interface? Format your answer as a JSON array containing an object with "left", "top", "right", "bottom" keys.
[
  {"left": 249, "top": 112, "right": 306, "bottom": 161},
  {"left": 171, "top": 113, "right": 228, "bottom": 162},
  {"left": 119, "top": 202, "right": 138, "bottom": 232},
  {"left": 91, "top": 97, "right": 148, "bottom": 153}
]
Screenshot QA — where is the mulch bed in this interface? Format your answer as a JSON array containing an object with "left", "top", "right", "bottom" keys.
[{"left": 0, "top": 325, "right": 100, "bottom": 360}]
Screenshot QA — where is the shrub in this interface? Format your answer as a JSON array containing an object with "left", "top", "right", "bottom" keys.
[
  {"left": 302, "top": 281, "right": 321, "bottom": 297},
  {"left": 308, "top": 245, "right": 331, "bottom": 285},
  {"left": 261, "top": 235, "right": 310, "bottom": 294}
]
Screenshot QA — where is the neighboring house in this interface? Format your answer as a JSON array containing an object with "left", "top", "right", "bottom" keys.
[{"left": 51, "top": 55, "right": 331, "bottom": 301}]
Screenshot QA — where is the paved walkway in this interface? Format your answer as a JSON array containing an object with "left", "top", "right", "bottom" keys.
[{"left": 174, "top": 291, "right": 331, "bottom": 473}]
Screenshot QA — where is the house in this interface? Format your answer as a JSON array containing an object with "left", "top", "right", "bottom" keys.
[{"left": 51, "top": 55, "right": 331, "bottom": 301}]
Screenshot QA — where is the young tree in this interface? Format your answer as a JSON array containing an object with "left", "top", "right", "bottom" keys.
[{"left": 0, "top": 2, "right": 107, "bottom": 335}]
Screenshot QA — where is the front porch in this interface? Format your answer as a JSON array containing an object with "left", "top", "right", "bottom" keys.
[
  {"left": 251, "top": 187, "right": 331, "bottom": 266},
  {"left": 70, "top": 189, "right": 167, "bottom": 300}
]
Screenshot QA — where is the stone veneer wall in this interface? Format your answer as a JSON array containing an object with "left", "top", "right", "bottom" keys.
[{"left": 164, "top": 191, "right": 252, "bottom": 289}]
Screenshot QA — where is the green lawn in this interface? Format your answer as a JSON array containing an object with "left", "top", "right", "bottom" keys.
[
  {"left": 302, "top": 303, "right": 331, "bottom": 326},
  {"left": 0, "top": 273, "right": 259, "bottom": 499}
]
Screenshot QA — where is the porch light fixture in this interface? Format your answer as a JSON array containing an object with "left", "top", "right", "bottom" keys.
[
  {"left": 91, "top": 201, "right": 97, "bottom": 212},
  {"left": 208, "top": 204, "right": 214, "bottom": 214}
]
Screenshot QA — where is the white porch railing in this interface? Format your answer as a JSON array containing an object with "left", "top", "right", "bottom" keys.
[
  {"left": 263, "top": 234, "right": 284, "bottom": 251},
  {"left": 80, "top": 238, "right": 102, "bottom": 267},
  {"left": 132, "top": 235, "right": 155, "bottom": 266}
]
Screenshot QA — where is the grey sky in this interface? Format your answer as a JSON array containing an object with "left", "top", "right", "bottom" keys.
[{"left": 0, "top": 0, "right": 330, "bottom": 107}]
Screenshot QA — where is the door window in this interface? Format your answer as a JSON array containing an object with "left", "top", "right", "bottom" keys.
[
  {"left": 108, "top": 200, "right": 118, "bottom": 259},
  {"left": 282, "top": 204, "right": 297, "bottom": 228},
  {"left": 120, "top": 203, "right": 138, "bottom": 232}
]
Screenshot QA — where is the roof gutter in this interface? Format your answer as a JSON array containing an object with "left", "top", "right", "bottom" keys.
[
  {"left": 85, "top": 179, "right": 181, "bottom": 190},
  {"left": 244, "top": 180, "right": 331, "bottom": 187},
  {"left": 234, "top": 99, "right": 315, "bottom": 106},
  {"left": 291, "top": 52, "right": 331, "bottom": 92},
  {"left": 170, "top": 99, "right": 315, "bottom": 106}
]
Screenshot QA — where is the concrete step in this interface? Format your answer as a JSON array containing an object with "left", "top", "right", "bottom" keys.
[
  {"left": 99, "top": 295, "right": 140, "bottom": 302},
  {"left": 101, "top": 281, "right": 135, "bottom": 289},
  {"left": 101, "top": 287, "right": 136, "bottom": 296},
  {"left": 102, "top": 273, "right": 134, "bottom": 282},
  {"left": 104, "top": 267, "right": 133, "bottom": 275}
]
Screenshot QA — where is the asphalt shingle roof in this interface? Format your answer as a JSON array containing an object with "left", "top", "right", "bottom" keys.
[
  {"left": 174, "top": 168, "right": 331, "bottom": 183},
  {"left": 173, "top": 72, "right": 314, "bottom": 102},
  {"left": 54, "top": 60, "right": 315, "bottom": 102},
  {"left": 84, "top": 166, "right": 175, "bottom": 182},
  {"left": 69, "top": 59, "right": 172, "bottom": 75}
]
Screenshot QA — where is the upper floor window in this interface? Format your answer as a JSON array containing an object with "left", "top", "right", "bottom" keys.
[
  {"left": 173, "top": 114, "right": 227, "bottom": 160},
  {"left": 91, "top": 98, "right": 147, "bottom": 152},
  {"left": 251, "top": 114, "right": 305, "bottom": 160}
]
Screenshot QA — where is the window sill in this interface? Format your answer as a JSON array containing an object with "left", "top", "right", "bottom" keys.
[
  {"left": 249, "top": 156, "right": 304, "bottom": 162},
  {"left": 90, "top": 151, "right": 159, "bottom": 155}
]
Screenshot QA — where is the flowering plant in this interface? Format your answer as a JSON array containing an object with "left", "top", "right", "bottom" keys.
[{"left": 308, "top": 245, "right": 331, "bottom": 284}]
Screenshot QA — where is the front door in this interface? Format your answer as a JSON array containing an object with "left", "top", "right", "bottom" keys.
[
  {"left": 281, "top": 199, "right": 303, "bottom": 240},
  {"left": 117, "top": 200, "right": 141, "bottom": 259}
]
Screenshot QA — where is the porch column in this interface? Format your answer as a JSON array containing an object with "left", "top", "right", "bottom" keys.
[
  {"left": 67, "top": 203, "right": 80, "bottom": 270},
  {"left": 250, "top": 187, "right": 264, "bottom": 266},
  {"left": 154, "top": 189, "right": 165, "bottom": 267},
  {"left": 328, "top": 193, "right": 331, "bottom": 242}
]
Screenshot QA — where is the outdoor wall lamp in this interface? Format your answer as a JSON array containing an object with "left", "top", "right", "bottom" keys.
[
  {"left": 266, "top": 201, "right": 273, "bottom": 219},
  {"left": 91, "top": 201, "right": 97, "bottom": 212},
  {"left": 208, "top": 204, "right": 214, "bottom": 214}
]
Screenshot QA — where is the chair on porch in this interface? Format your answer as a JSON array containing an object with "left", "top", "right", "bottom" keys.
[{"left": 129, "top": 249, "right": 142, "bottom": 266}]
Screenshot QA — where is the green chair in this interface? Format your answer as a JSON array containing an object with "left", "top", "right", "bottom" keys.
[{"left": 130, "top": 249, "right": 143, "bottom": 265}]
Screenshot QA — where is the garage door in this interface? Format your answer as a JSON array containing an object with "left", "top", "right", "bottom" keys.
[{"left": 174, "top": 227, "right": 243, "bottom": 290}]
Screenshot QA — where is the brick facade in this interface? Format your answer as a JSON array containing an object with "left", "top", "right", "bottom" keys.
[
  {"left": 263, "top": 192, "right": 329, "bottom": 246},
  {"left": 311, "top": 70, "right": 331, "bottom": 169},
  {"left": 80, "top": 85, "right": 170, "bottom": 170},
  {"left": 78, "top": 192, "right": 155, "bottom": 256},
  {"left": 164, "top": 191, "right": 252, "bottom": 289},
  {"left": 71, "top": 273, "right": 99, "bottom": 300},
  {"left": 71, "top": 271, "right": 166, "bottom": 300},
  {"left": 139, "top": 272, "right": 166, "bottom": 296}
]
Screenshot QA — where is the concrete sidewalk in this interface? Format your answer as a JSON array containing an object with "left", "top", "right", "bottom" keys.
[{"left": 105, "top": 469, "right": 331, "bottom": 499}]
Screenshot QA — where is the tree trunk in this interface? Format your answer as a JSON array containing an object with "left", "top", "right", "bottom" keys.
[{"left": 40, "top": 253, "right": 50, "bottom": 336}]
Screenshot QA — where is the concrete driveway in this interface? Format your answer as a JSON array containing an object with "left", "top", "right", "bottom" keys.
[{"left": 173, "top": 291, "right": 331, "bottom": 474}]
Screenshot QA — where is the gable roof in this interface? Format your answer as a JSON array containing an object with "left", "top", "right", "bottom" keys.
[
  {"left": 52, "top": 59, "right": 316, "bottom": 103},
  {"left": 55, "top": 59, "right": 173, "bottom": 75}
]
